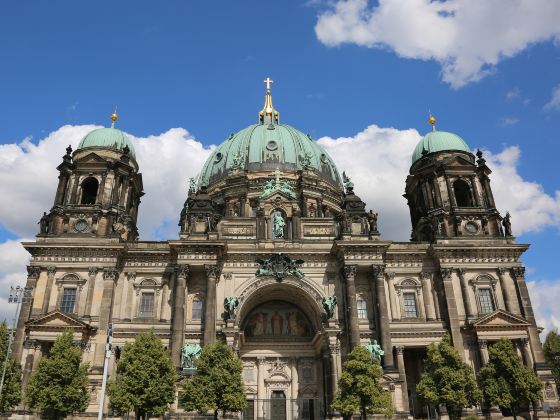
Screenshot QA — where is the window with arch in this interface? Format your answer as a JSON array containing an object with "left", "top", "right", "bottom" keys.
[
  {"left": 357, "top": 296, "right": 368, "bottom": 319},
  {"left": 403, "top": 293, "right": 418, "bottom": 318},
  {"left": 395, "top": 277, "right": 423, "bottom": 319},
  {"left": 192, "top": 296, "right": 203, "bottom": 320},
  {"left": 470, "top": 274, "right": 498, "bottom": 316},
  {"left": 453, "top": 179, "right": 474, "bottom": 207},
  {"left": 55, "top": 273, "right": 86, "bottom": 314},
  {"left": 80, "top": 177, "right": 99, "bottom": 205}
]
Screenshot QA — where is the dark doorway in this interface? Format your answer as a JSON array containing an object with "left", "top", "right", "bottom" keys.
[
  {"left": 81, "top": 177, "right": 99, "bottom": 205},
  {"left": 270, "top": 391, "right": 286, "bottom": 420},
  {"left": 404, "top": 347, "right": 430, "bottom": 419},
  {"left": 453, "top": 179, "right": 473, "bottom": 207}
]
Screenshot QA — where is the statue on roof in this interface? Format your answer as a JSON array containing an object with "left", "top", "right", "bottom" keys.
[{"left": 342, "top": 171, "right": 354, "bottom": 194}]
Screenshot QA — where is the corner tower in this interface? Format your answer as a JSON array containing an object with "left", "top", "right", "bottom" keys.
[
  {"left": 405, "top": 115, "right": 504, "bottom": 241},
  {"left": 41, "top": 112, "right": 144, "bottom": 240}
]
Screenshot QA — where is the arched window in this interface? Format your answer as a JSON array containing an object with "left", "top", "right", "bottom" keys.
[
  {"left": 192, "top": 297, "right": 203, "bottom": 320},
  {"left": 357, "top": 296, "right": 368, "bottom": 319},
  {"left": 453, "top": 179, "right": 473, "bottom": 207},
  {"left": 81, "top": 177, "right": 99, "bottom": 205}
]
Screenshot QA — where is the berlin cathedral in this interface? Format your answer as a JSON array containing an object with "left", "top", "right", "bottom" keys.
[{"left": 12, "top": 80, "right": 558, "bottom": 419}]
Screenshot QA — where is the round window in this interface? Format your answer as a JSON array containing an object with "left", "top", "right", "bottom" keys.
[
  {"left": 75, "top": 219, "right": 89, "bottom": 233},
  {"left": 266, "top": 140, "right": 278, "bottom": 151},
  {"left": 465, "top": 221, "right": 478, "bottom": 234},
  {"left": 320, "top": 153, "right": 327, "bottom": 163},
  {"left": 215, "top": 152, "right": 223, "bottom": 162}
]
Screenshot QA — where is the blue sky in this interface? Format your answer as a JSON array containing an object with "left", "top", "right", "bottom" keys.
[{"left": 0, "top": 1, "right": 559, "bottom": 328}]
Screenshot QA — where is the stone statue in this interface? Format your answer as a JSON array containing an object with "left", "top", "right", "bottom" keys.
[
  {"left": 300, "top": 152, "right": 313, "bottom": 170},
  {"left": 188, "top": 177, "right": 197, "bottom": 194},
  {"left": 502, "top": 211, "right": 512, "bottom": 237},
  {"left": 260, "top": 179, "right": 275, "bottom": 198},
  {"left": 181, "top": 343, "right": 202, "bottom": 370},
  {"left": 367, "top": 210, "right": 378, "bottom": 233},
  {"left": 273, "top": 212, "right": 285, "bottom": 238},
  {"left": 431, "top": 215, "right": 442, "bottom": 238},
  {"left": 279, "top": 180, "right": 296, "bottom": 199},
  {"left": 38, "top": 212, "right": 50, "bottom": 234},
  {"left": 232, "top": 151, "right": 243, "bottom": 168},
  {"left": 224, "top": 296, "right": 240, "bottom": 320},
  {"left": 342, "top": 171, "right": 354, "bottom": 193},
  {"left": 255, "top": 253, "right": 305, "bottom": 281},
  {"left": 365, "top": 339, "right": 384, "bottom": 362},
  {"left": 322, "top": 296, "right": 337, "bottom": 319}
]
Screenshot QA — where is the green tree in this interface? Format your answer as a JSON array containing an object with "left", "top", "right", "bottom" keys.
[
  {"left": 479, "top": 338, "right": 542, "bottom": 420},
  {"left": 180, "top": 342, "right": 246, "bottom": 419},
  {"left": 543, "top": 329, "right": 560, "bottom": 395},
  {"left": 25, "top": 330, "right": 89, "bottom": 419},
  {"left": 0, "top": 322, "right": 22, "bottom": 413},
  {"left": 108, "top": 330, "right": 178, "bottom": 419},
  {"left": 331, "top": 346, "right": 393, "bottom": 419},
  {"left": 416, "top": 334, "right": 481, "bottom": 420}
]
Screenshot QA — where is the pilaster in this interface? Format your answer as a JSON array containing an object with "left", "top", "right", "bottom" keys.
[
  {"left": 440, "top": 268, "right": 464, "bottom": 358},
  {"left": 171, "top": 264, "right": 189, "bottom": 367},
  {"left": 343, "top": 265, "right": 360, "bottom": 349},
  {"left": 371, "top": 264, "right": 394, "bottom": 370},
  {"left": 13, "top": 266, "right": 41, "bottom": 363}
]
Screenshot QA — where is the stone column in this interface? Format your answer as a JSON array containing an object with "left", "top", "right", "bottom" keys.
[
  {"left": 511, "top": 267, "right": 545, "bottom": 364},
  {"left": 257, "top": 357, "right": 266, "bottom": 418},
  {"left": 93, "top": 269, "right": 119, "bottom": 370},
  {"left": 396, "top": 346, "right": 410, "bottom": 415},
  {"left": 160, "top": 279, "right": 169, "bottom": 321},
  {"left": 520, "top": 338, "right": 533, "bottom": 368},
  {"left": 84, "top": 267, "right": 98, "bottom": 318},
  {"left": 497, "top": 267, "right": 519, "bottom": 314},
  {"left": 440, "top": 268, "right": 465, "bottom": 358},
  {"left": 470, "top": 176, "right": 483, "bottom": 206},
  {"left": 444, "top": 174, "right": 457, "bottom": 207},
  {"left": 482, "top": 177, "right": 496, "bottom": 209},
  {"left": 21, "top": 340, "right": 40, "bottom": 391},
  {"left": 343, "top": 265, "right": 360, "bottom": 349},
  {"left": 290, "top": 358, "right": 299, "bottom": 399},
  {"left": 420, "top": 272, "right": 436, "bottom": 321},
  {"left": 457, "top": 268, "right": 475, "bottom": 319},
  {"left": 204, "top": 265, "right": 220, "bottom": 345},
  {"left": 13, "top": 266, "right": 41, "bottom": 364},
  {"left": 171, "top": 265, "right": 189, "bottom": 368},
  {"left": 41, "top": 266, "right": 57, "bottom": 314},
  {"left": 372, "top": 265, "right": 394, "bottom": 369},
  {"left": 386, "top": 271, "right": 399, "bottom": 320},
  {"left": 478, "top": 340, "right": 489, "bottom": 366},
  {"left": 329, "top": 343, "right": 341, "bottom": 396}
]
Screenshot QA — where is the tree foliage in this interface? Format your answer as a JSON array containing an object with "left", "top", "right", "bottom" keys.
[
  {"left": 416, "top": 334, "right": 481, "bottom": 420},
  {"left": 543, "top": 329, "right": 560, "bottom": 395},
  {"left": 180, "top": 342, "right": 246, "bottom": 419},
  {"left": 25, "top": 330, "right": 89, "bottom": 419},
  {"left": 108, "top": 330, "right": 178, "bottom": 419},
  {"left": 0, "top": 322, "right": 22, "bottom": 413},
  {"left": 331, "top": 346, "right": 393, "bottom": 419},
  {"left": 479, "top": 338, "right": 542, "bottom": 419}
]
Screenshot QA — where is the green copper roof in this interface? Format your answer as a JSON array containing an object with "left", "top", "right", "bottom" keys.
[
  {"left": 411, "top": 130, "right": 470, "bottom": 164},
  {"left": 77, "top": 127, "right": 136, "bottom": 158},
  {"left": 198, "top": 123, "right": 342, "bottom": 188}
]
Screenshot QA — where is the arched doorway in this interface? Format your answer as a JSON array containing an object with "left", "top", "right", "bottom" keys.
[{"left": 235, "top": 281, "right": 328, "bottom": 420}]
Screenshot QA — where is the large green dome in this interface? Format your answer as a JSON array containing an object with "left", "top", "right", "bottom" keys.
[
  {"left": 411, "top": 130, "right": 470, "bottom": 164},
  {"left": 77, "top": 127, "right": 136, "bottom": 158},
  {"left": 197, "top": 123, "right": 341, "bottom": 188}
]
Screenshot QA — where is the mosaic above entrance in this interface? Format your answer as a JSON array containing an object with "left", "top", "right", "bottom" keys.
[{"left": 243, "top": 301, "right": 313, "bottom": 341}]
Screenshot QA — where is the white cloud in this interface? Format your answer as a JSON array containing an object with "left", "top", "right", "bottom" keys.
[
  {"left": 528, "top": 280, "right": 560, "bottom": 336},
  {"left": 1, "top": 122, "right": 559, "bottom": 336},
  {"left": 499, "top": 116, "right": 520, "bottom": 127},
  {"left": 544, "top": 84, "right": 560, "bottom": 111},
  {"left": 315, "top": 0, "right": 560, "bottom": 88},
  {"left": 506, "top": 87, "right": 522, "bottom": 102}
]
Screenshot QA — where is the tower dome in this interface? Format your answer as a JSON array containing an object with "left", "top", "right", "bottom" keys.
[
  {"left": 197, "top": 79, "right": 341, "bottom": 189},
  {"left": 77, "top": 111, "right": 136, "bottom": 158},
  {"left": 411, "top": 115, "right": 470, "bottom": 165}
]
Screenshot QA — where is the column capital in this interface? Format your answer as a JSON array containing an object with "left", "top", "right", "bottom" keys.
[
  {"left": 88, "top": 267, "right": 99, "bottom": 277},
  {"left": 328, "top": 344, "right": 341, "bottom": 355},
  {"left": 175, "top": 264, "right": 190, "bottom": 279},
  {"left": 440, "top": 267, "right": 454, "bottom": 280},
  {"left": 103, "top": 268, "right": 119, "bottom": 282},
  {"left": 385, "top": 271, "right": 396, "bottom": 280},
  {"left": 497, "top": 267, "right": 508, "bottom": 276},
  {"left": 343, "top": 265, "right": 357, "bottom": 280},
  {"left": 511, "top": 266, "right": 525, "bottom": 280},
  {"left": 456, "top": 267, "right": 466, "bottom": 278},
  {"left": 520, "top": 337, "right": 529, "bottom": 346},
  {"left": 370, "top": 264, "right": 385, "bottom": 279},
  {"left": 205, "top": 264, "right": 221, "bottom": 279},
  {"left": 395, "top": 345, "right": 405, "bottom": 355},
  {"left": 478, "top": 339, "right": 488, "bottom": 349},
  {"left": 26, "top": 266, "right": 41, "bottom": 279},
  {"left": 420, "top": 271, "right": 432, "bottom": 280},
  {"left": 46, "top": 266, "right": 57, "bottom": 278}
]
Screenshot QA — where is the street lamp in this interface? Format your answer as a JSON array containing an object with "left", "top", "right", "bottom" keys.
[{"left": 0, "top": 285, "right": 33, "bottom": 397}]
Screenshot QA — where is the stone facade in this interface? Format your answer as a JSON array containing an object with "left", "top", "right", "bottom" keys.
[{"left": 12, "top": 93, "right": 559, "bottom": 419}]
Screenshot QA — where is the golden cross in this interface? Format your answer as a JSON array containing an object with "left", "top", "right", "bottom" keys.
[
  {"left": 273, "top": 167, "right": 283, "bottom": 186},
  {"left": 264, "top": 77, "right": 274, "bottom": 90}
]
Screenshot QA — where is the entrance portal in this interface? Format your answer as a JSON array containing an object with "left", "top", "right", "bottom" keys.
[{"left": 271, "top": 391, "right": 286, "bottom": 420}]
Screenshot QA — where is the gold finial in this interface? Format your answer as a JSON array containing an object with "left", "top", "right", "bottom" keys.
[
  {"left": 428, "top": 112, "right": 436, "bottom": 131},
  {"left": 110, "top": 107, "right": 118, "bottom": 128},
  {"left": 259, "top": 77, "right": 279, "bottom": 124}
]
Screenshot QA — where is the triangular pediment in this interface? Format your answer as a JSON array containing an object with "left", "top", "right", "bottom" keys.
[
  {"left": 472, "top": 309, "right": 530, "bottom": 329},
  {"left": 26, "top": 310, "right": 96, "bottom": 331},
  {"left": 75, "top": 152, "right": 109, "bottom": 164},
  {"left": 441, "top": 154, "right": 475, "bottom": 168},
  {"left": 260, "top": 190, "right": 296, "bottom": 202}
]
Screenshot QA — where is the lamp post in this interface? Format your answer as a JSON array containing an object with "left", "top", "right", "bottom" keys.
[{"left": 0, "top": 286, "right": 33, "bottom": 397}]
